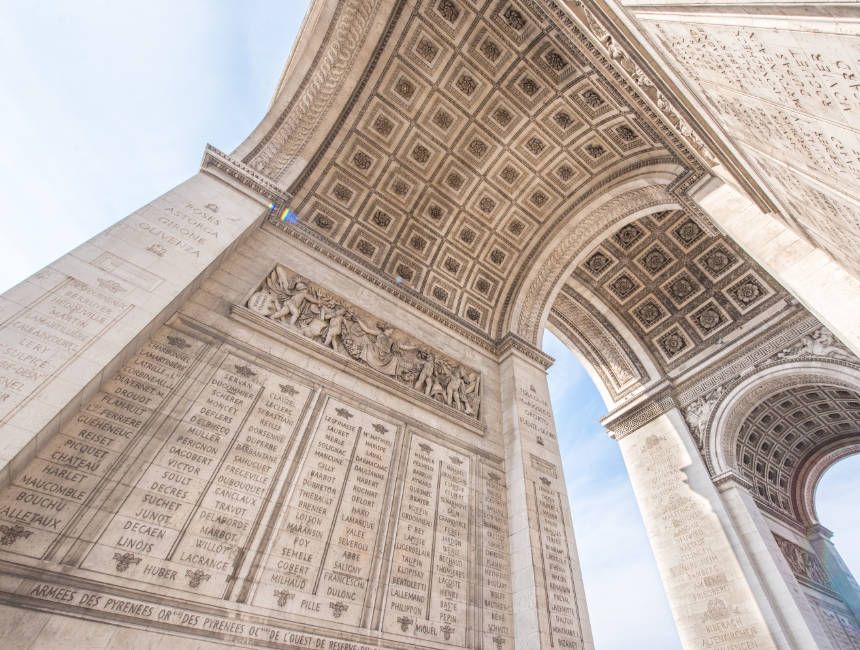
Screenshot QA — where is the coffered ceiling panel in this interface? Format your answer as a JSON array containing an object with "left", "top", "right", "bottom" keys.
[{"left": 276, "top": 0, "right": 676, "bottom": 337}]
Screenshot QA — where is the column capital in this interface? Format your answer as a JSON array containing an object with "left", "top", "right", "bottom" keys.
[
  {"left": 601, "top": 384, "right": 675, "bottom": 439},
  {"left": 712, "top": 469, "right": 754, "bottom": 492},
  {"left": 494, "top": 332, "right": 554, "bottom": 369}
]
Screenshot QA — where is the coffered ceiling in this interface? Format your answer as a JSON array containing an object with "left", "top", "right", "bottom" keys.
[
  {"left": 268, "top": 0, "right": 688, "bottom": 338},
  {"left": 569, "top": 208, "right": 784, "bottom": 374},
  {"left": 737, "top": 385, "right": 860, "bottom": 521}
]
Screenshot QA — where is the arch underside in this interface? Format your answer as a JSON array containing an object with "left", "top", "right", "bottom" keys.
[
  {"left": 709, "top": 364, "right": 860, "bottom": 529},
  {"left": 233, "top": 0, "right": 860, "bottom": 529},
  {"left": 236, "top": 0, "right": 713, "bottom": 349}
]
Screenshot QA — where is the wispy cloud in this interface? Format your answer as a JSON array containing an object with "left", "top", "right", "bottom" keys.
[{"left": 0, "top": 2, "right": 305, "bottom": 293}]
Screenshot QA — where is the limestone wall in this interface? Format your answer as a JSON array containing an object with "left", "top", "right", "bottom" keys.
[
  {"left": 616, "top": 1, "right": 860, "bottom": 280},
  {"left": 0, "top": 160, "right": 542, "bottom": 648}
]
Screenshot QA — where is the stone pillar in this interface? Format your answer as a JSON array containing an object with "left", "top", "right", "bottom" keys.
[
  {"left": 692, "top": 178, "right": 860, "bottom": 357},
  {"left": 714, "top": 472, "right": 829, "bottom": 648},
  {"left": 608, "top": 407, "right": 780, "bottom": 649},
  {"left": 809, "top": 524, "right": 860, "bottom": 622},
  {"left": 498, "top": 338, "right": 594, "bottom": 650},
  {"left": 0, "top": 148, "right": 273, "bottom": 484}
]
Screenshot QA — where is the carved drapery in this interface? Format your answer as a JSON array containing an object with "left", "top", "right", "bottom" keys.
[{"left": 245, "top": 265, "right": 482, "bottom": 419}]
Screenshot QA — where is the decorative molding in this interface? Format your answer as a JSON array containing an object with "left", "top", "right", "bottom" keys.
[
  {"left": 715, "top": 370, "right": 860, "bottom": 471},
  {"left": 244, "top": 264, "right": 482, "bottom": 420},
  {"left": 243, "top": 1, "right": 383, "bottom": 181},
  {"left": 551, "top": 0, "right": 715, "bottom": 165},
  {"left": 200, "top": 144, "right": 292, "bottom": 210},
  {"left": 494, "top": 332, "right": 555, "bottom": 370},
  {"left": 686, "top": 322, "right": 860, "bottom": 476},
  {"left": 676, "top": 311, "right": 819, "bottom": 406},
  {"left": 514, "top": 184, "right": 673, "bottom": 343},
  {"left": 549, "top": 286, "right": 646, "bottom": 400},
  {"left": 602, "top": 390, "right": 676, "bottom": 439},
  {"left": 711, "top": 470, "right": 752, "bottom": 492}
]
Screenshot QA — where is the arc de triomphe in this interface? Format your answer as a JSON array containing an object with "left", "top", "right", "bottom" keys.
[{"left": 1, "top": 1, "right": 859, "bottom": 648}]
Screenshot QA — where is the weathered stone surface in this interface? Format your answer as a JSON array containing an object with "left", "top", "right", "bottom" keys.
[{"left": 3, "top": 0, "right": 860, "bottom": 647}]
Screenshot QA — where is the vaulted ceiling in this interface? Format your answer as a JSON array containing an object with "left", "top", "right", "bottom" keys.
[
  {"left": 737, "top": 385, "right": 860, "bottom": 522},
  {"left": 569, "top": 209, "right": 783, "bottom": 372},
  {"left": 265, "top": 0, "right": 692, "bottom": 339}
]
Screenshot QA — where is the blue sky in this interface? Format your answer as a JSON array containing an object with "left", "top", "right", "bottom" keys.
[
  {"left": 2, "top": 3, "right": 859, "bottom": 648},
  {"left": 816, "top": 453, "right": 860, "bottom": 578},
  {"left": 543, "top": 332, "right": 681, "bottom": 649}
]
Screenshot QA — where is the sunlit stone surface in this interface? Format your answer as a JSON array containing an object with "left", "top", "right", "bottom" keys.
[{"left": 1, "top": 1, "right": 859, "bottom": 647}]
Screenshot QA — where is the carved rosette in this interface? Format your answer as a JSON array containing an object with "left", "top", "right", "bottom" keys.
[{"left": 245, "top": 265, "right": 481, "bottom": 419}]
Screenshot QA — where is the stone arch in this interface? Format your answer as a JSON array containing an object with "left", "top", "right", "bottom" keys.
[
  {"left": 708, "top": 360, "right": 860, "bottom": 524},
  {"left": 507, "top": 167, "right": 682, "bottom": 346},
  {"left": 795, "top": 438, "right": 860, "bottom": 529},
  {"left": 547, "top": 283, "right": 656, "bottom": 408}
]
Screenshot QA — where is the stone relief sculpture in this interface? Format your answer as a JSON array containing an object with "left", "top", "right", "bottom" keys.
[
  {"left": 247, "top": 265, "right": 481, "bottom": 418},
  {"left": 683, "top": 386, "right": 725, "bottom": 449},
  {"left": 773, "top": 534, "right": 831, "bottom": 589},
  {"left": 776, "top": 327, "right": 854, "bottom": 361}
]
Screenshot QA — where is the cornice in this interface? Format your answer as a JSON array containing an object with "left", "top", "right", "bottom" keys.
[
  {"left": 602, "top": 383, "right": 676, "bottom": 439},
  {"left": 200, "top": 144, "right": 292, "bottom": 210},
  {"left": 539, "top": 0, "right": 712, "bottom": 170},
  {"left": 495, "top": 333, "right": 555, "bottom": 370},
  {"left": 566, "top": 0, "right": 777, "bottom": 211},
  {"left": 712, "top": 469, "right": 753, "bottom": 492}
]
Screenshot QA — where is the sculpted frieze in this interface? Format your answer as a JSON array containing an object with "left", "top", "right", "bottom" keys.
[
  {"left": 775, "top": 327, "right": 854, "bottom": 363},
  {"left": 683, "top": 386, "right": 725, "bottom": 450},
  {"left": 246, "top": 265, "right": 482, "bottom": 419},
  {"left": 773, "top": 534, "right": 832, "bottom": 591}
]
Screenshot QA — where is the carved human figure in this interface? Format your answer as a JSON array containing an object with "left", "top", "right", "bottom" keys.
[
  {"left": 806, "top": 329, "right": 850, "bottom": 358},
  {"left": 413, "top": 349, "right": 435, "bottom": 395},
  {"left": 777, "top": 327, "right": 852, "bottom": 360},
  {"left": 461, "top": 371, "right": 481, "bottom": 416},
  {"left": 429, "top": 363, "right": 448, "bottom": 403},
  {"left": 446, "top": 367, "right": 464, "bottom": 410},
  {"left": 323, "top": 306, "right": 348, "bottom": 352},
  {"left": 353, "top": 321, "right": 400, "bottom": 376},
  {"left": 250, "top": 267, "right": 482, "bottom": 418},
  {"left": 683, "top": 387, "right": 724, "bottom": 449},
  {"left": 270, "top": 279, "right": 320, "bottom": 325}
]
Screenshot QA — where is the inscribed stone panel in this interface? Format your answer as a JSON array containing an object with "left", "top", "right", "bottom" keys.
[
  {"left": 382, "top": 433, "right": 471, "bottom": 646},
  {"left": 0, "top": 274, "right": 130, "bottom": 423},
  {"left": 0, "top": 320, "right": 510, "bottom": 649},
  {"left": 251, "top": 396, "right": 397, "bottom": 626},
  {"left": 633, "top": 13, "right": 860, "bottom": 275}
]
